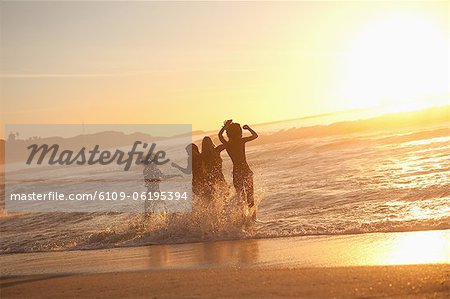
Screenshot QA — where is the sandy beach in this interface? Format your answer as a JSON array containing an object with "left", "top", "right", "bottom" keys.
[
  {"left": 1, "top": 230, "right": 449, "bottom": 298},
  {"left": 2, "top": 265, "right": 449, "bottom": 298}
]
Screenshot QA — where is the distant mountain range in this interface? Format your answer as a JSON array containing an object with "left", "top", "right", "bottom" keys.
[{"left": 249, "top": 105, "right": 450, "bottom": 145}]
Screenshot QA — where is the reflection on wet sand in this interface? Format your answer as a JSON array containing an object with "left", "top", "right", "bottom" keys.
[
  {"left": 1, "top": 230, "right": 448, "bottom": 276},
  {"left": 371, "top": 230, "right": 449, "bottom": 265},
  {"left": 201, "top": 240, "right": 259, "bottom": 267},
  {"left": 145, "top": 239, "right": 259, "bottom": 269},
  {"left": 144, "top": 230, "right": 449, "bottom": 269}
]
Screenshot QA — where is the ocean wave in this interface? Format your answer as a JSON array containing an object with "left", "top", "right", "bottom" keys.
[{"left": 1, "top": 120, "right": 449, "bottom": 254}]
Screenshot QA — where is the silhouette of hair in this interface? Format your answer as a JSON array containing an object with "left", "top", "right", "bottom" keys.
[
  {"left": 191, "top": 143, "right": 200, "bottom": 155},
  {"left": 186, "top": 143, "right": 200, "bottom": 155},
  {"left": 202, "top": 136, "right": 215, "bottom": 153},
  {"left": 226, "top": 123, "right": 242, "bottom": 140}
]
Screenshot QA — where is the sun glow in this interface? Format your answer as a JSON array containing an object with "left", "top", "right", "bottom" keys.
[
  {"left": 343, "top": 12, "right": 448, "bottom": 112},
  {"left": 381, "top": 230, "right": 450, "bottom": 265}
]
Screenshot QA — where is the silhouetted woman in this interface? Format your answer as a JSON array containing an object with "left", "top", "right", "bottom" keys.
[
  {"left": 201, "top": 136, "right": 227, "bottom": 195},
  {"left": 142, "top": 155, "right": 180, "bottom": 213},
  {"left": 172, "top": 144, "right": 208, "bottom": 197}
]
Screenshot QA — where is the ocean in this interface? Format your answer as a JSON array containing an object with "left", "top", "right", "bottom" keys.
[{"left": 1, "top": 108, "right": 449, "bottom": 253}]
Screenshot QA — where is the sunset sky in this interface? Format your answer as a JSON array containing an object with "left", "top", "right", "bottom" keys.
[{"left": 1, "top": 1, "right": 448, "bottom": 135}]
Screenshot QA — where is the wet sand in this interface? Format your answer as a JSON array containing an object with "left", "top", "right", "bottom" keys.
[{"left": 1, "top": 230, "right": 449, "bottom": 298}]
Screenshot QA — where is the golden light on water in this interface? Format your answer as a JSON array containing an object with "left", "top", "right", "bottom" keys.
[
  {"left": 250, "top": 230, "right": 450, "bottom": 268},
  {"left": 372, "top": 230, "right": 449, "bottom": 265}
]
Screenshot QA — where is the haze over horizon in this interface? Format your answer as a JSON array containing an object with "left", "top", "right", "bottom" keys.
[{"left": 2, "top": 104, "right": 448, "bottom": 141}]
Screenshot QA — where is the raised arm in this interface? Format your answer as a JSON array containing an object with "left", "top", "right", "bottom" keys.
[
  {"left": 218, "top": 120, "right": 232, "bottom": 145},
  {"left": 242, "top": 124, "right": 258, "bottom": 142},
  {"left": 215, "top": 143, "right": 226, "bottom": 152},
  {"left": 171, "top": 158, "right": 192, "bottom": 175}
]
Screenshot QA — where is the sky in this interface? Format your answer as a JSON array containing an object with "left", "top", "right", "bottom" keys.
[{"left": 1, "top": 1, "right": 448, "bottom": 136}]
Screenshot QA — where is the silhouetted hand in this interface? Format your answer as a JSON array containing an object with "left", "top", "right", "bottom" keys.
[
  {"left": 224, "top": 119, "right": 233, "bottom": 127},
  {"left": 243, "top": 124, "right": 250, "bottom": 130}
]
